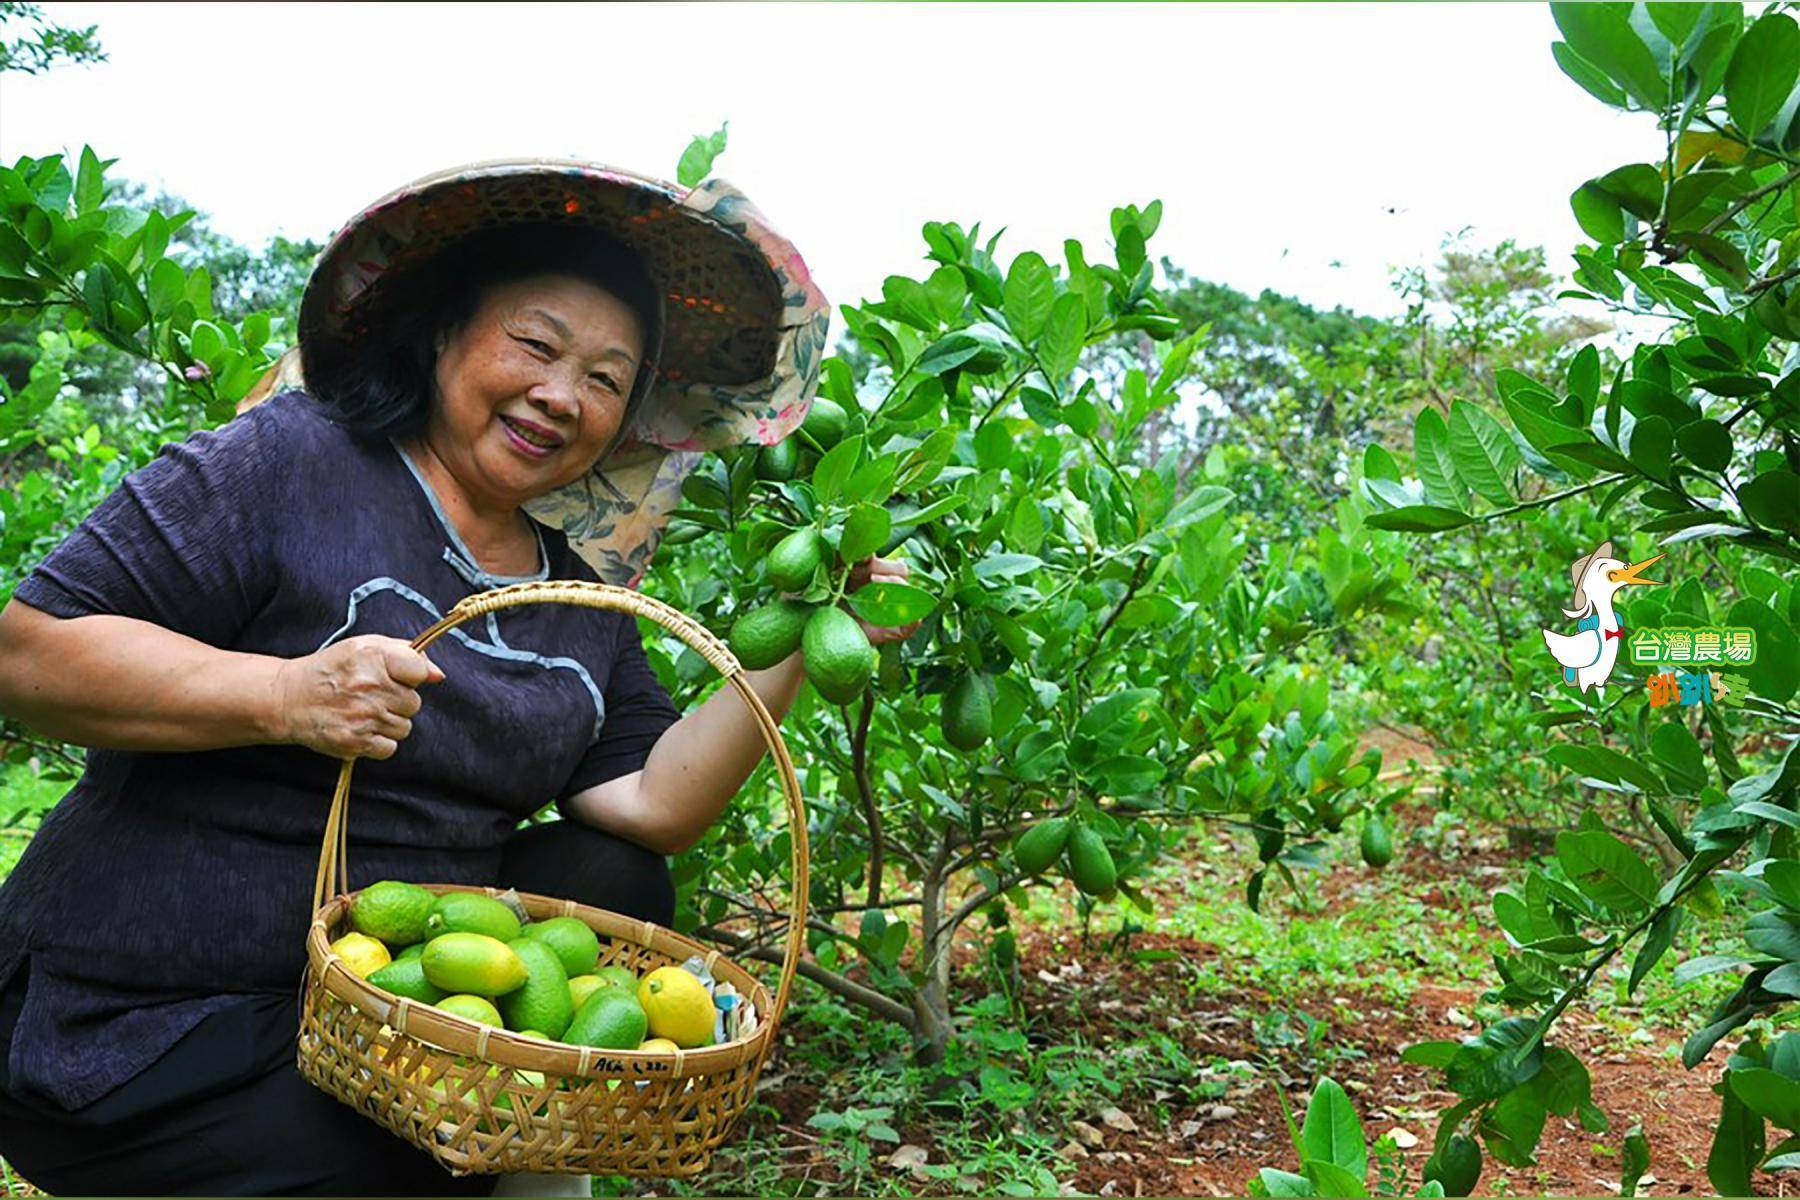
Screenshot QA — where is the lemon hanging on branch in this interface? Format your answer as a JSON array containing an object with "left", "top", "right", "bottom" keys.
[
  {"left": 729, "top": 598, "right": 813, "bottom": 670},
  {"left": 941, "top": 670, "right": 993, "bottom": 751},
  {"left": 766, "top": 528, "right": 825, "bottom": 593},
  {"left": 803, "top": 606, "right": 876, "bottom": 704},
  {"left": 1013, "top": 817, "right": 1071, "bottom": 877}
]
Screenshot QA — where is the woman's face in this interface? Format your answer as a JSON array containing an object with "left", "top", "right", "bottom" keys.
[{"left": 427, "top": 273, "right": 646, "bottom": 512}]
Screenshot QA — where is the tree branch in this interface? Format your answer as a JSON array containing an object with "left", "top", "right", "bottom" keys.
[
  {"left": 692, "top": 923, "right": 916, "bottom": 1029},
  {"left": 851, "top": 689, "right": 884, "bottom": 907}
]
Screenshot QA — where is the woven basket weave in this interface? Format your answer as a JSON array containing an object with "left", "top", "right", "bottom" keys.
[{"left": 296, "top": 579, "right": 807, "bottom": 1177}]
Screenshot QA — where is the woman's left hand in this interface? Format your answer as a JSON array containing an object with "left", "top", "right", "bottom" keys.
[{"left": 844, "top": 556, "right": 923, "bottom": 646}]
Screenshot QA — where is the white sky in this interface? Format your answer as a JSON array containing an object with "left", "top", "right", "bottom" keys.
[{"left": 4, "top": 2, "right": 1661, "bottom": 329}]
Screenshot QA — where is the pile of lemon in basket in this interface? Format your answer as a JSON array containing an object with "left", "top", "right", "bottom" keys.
[{"left": 330, "top": 881, "right": 715, "bottom": 1052}]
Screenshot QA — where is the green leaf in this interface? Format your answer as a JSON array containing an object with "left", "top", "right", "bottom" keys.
[
  {"left": 974, "top": 420, "right": 1012, "bottom": 470},
  {"left": 1088, "top": 755, "right": 1165, "bottom": 796},
  {"left": 1400, "top": 1041, "right": 1460, "bottom": 1068},
  {"left": 845, "top": 582, "right": 937, "bottom": 627},
  {"left": 1546, "top": 743, "right": 1670, "bottom": 795},
  {"left": 973, "top": 553, "right": 1042, "bottom": 582},
  {"left": 1733, "top": 1067, "right": 1800, "bottom": 1131},
  {"left": 1003, "top": 497, "right": 1046, "bottom": 555},
  {"left": 675, "top": 123, "right": 728, "bottom": 187},
  {"left": 146, "top": 258, "right": 184, "bottom": 318},
  {"left": 1445, "top": 1016, "right": 1544, "bottom": 1102},
  {"left": 1302, "top": 1161, "right": 1365, "bottom": 1198},
  {"left": 914, "top": 332, "right": 985, "bottom": 376},
  {"left": 1740, "top": 469, "right": 1800, "bottom": 534},
  {"left": 1076, "top": 688, "right": 1162, "bottom": 750},
  {"left": 1003, "top": 252, "right": 1055, "bottom": 344},
  {"left": 1676, "top": 418, "right": 1733, "bottom": 472},
  {"left": 1553, "top": 41, "right": 1631, "bottom": 107},
  {"left": 1571, "top": 182, "right": 1626, "bottom": 242},
  {"left": 812, "top": 434, "right": 864, "bottom": 506},
  {"left": 1589, "top": 164, "right": 1664, "bottom": 222},
  {"left": 1363, "top": 505, "right": 1473, "bottom": 533},
  {"left": 1709, "top": 1082, "right": 1765, "bottom": 1197},
  {"left": 1259, "top": 1168, "right": 1314, "bottom": 1197},
  {"left": 1482, "top": 1086, "right": 1548, "bottom": 1168},
  {"left": 1630, "top": 907, "right": 1681, "bottom": 995},
  {"left": 1552, "top": 3, "right": 1671, "bottom": 108},
  {"left": 840, "top": 504, "right": 891, "bottom": 565},
  {"left": 1414, "top": 407, "right": 1470, "bottom": 509},
  {"left": 1727, "top": 595, "right": 1799, "bottom": 704},
  {"left": 1448, "top": 401, "right": 1519, "bottom": 506},
  {"left": 73, "top": 145, "right": 104, "bottom": 216},
  {"left": 1649, "top": 722, "right": 1708, "bottom": 791},
  {"left": 1727, "top": 14, "right": 1800, "bottom": 136},
  {"left": 1038, "top": 292, "right": 1088, "bottom": 380},
  {"left": 1555, "top": 830, "right": 1661, "bottom": 913},
  {"left": 1301, "top": 1078, "right": 1367, "bottom": 1179},
  {"left": 1626, "top": 414, "right": 1673, "bottom": 481},
  {"left": 924, "top": 266, "right": 967, "bottom": 324}
]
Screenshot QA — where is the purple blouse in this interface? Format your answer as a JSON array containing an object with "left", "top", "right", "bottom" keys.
[{"left": 0, "top": 390, "right": 679, "bottom": 1110}]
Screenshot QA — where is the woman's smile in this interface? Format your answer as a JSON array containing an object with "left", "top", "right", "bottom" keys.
[{"left": 498, "top": 413, "right": 564, "bottom": 457}]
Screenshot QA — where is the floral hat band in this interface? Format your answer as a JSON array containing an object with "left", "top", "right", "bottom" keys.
[{"left": 246, "top": 158, "right": 831, "bottom": 588}]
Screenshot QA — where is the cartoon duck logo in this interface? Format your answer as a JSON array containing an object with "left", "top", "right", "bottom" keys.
[{"left": 1542, "top": 540, "right": 1663, "bottom": 698}]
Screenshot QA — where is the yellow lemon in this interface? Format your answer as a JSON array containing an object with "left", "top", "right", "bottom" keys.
[
  {"left": 638, "top": 1037, "right": 681, "bottom": 1054},
  {"left": 330, "top": 932, "right": 392, "bottom": 979},
  {"left": 637, "top": 967, "right": 715, "bottom": 1048}
]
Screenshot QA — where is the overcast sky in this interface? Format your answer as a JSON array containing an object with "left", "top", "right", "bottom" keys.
[{"left": 4, "top": 3, "right": 1660, "bottom": 330}]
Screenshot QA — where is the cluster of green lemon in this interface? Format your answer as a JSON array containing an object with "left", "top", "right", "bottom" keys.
[{"left": 330, "top": 882, "right": 715, "bottom": 1053}]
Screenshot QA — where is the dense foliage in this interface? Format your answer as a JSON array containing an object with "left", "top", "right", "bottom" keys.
[
  {"left": 11, "top": 7, "right": 1800, "bottom": 1192},
  {"left": 1355, "top": 4, "right": 1800, "bottom": 1194}
]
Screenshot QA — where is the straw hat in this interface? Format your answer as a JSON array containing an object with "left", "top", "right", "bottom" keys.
[{"left": 245, "top": 157, "right": 831, "bottom": 587}]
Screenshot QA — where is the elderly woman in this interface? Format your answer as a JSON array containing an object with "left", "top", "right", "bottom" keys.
[{"left": 0, "top": 161, "right": 911, "bottom": 1195}]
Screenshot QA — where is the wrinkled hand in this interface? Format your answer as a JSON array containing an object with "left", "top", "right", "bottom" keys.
[
  {"left": 274, "top": 635, "right": 445, "bottom": 761},
  {"left": 844, "top": 556, "right": 923, "bottom": 645}
]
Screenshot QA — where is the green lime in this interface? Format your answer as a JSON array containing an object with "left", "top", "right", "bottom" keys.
[
  {"left": 729, "top": 599, "right": 812, "bottom": 670},
  {"left": 568, "top": 974, "right": 606, "bottom": 1011},
  {"left": 436, "top": 994, "right": 504, "bottom": 1027},
  {"left": 500, "top": 938, "right": 575, "bottom": 1040},
  {"left": 1361, "top": 813, "right": 1395, "bottom": 869},
  {"left": 420, "top": 932, "right": 528, "bottom": 996},
  {"left": 594, "top": 964, "right": 638, "bottom": 994},
  {"left": 800, "top": 397, "right": 848, "bottom": 448},
  {"left": 1014, "top": 818, "right": 1071, "bottom": 877},
  {"left": 1066, "top": 826, "right": 1117, "bottom": 896},
  {"left": 423, "top": 892, "right": 522, "bottom": 943},
  {"left": 564, "top": 989, "right": 648, "bottom": 1051},
  {"left": 767, "top": 528, "right": 825, "bottom": 594},
  {"left": 755, "top": 439, "right": 801, "bottom": 482},
  {"left": 350, "top": 881, "right": 436, "bottom": 946},
  {"left": 941, "top": 672, "right": 993, "bottom": 751},
  {"left": 522, "top": 916, "right": 602, "bottom": 978},
  {"left": 367, "top": 955, "right": 447, "bottom": 1004},
  {"left": 802, "top": 606, "right": 874, "bottom": 705}
]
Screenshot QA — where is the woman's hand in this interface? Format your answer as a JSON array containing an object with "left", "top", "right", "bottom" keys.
[
  {"left": 845, "top": 556, "right": 923, "bottom": 645},
  {"left": 272, "top": 636, "right": 445, "bottom": 760}
]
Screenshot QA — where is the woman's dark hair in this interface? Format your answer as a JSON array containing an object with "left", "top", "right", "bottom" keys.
[{"left": 314, "top": 221, "right": 662, "bottom": 448}]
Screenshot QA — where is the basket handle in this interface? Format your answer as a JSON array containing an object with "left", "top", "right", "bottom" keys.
[{"left": 308, "top": 578, "right": 810, "bottom": 1036}]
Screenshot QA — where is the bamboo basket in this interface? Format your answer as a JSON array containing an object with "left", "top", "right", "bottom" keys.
[{"left": 296, "top": 580, "right": 808, "bottom": 1177}]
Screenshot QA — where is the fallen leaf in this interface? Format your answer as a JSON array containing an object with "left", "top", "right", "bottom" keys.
[
  {"left": 887, "top": 1144, "right": 928, "bottom": 1172},
  {"left": 1072, "top": 1120, "right": 1106, "bottom": 1148},
  {"left": 1388, "top": 1127, "right": 1419, "bottom": 1149},
  {"left": 1100, "top": 1106, "right": 1139, "bottom": 1132},
  {"left": 1059, "top": 1140, "right": 1091, "bottom": 1160},
  {"left": 1209, "top": 1104, "right": 1238, "bottom": 1121}
]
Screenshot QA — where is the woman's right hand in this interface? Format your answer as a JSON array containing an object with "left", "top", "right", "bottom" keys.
[{"left": 272, "top": 636, "right": 445, "bottom": 760}]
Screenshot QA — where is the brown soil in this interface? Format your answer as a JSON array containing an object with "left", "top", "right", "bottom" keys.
[{"left": 712, "top": 726, "right": 1722, "bottom": 1197}]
